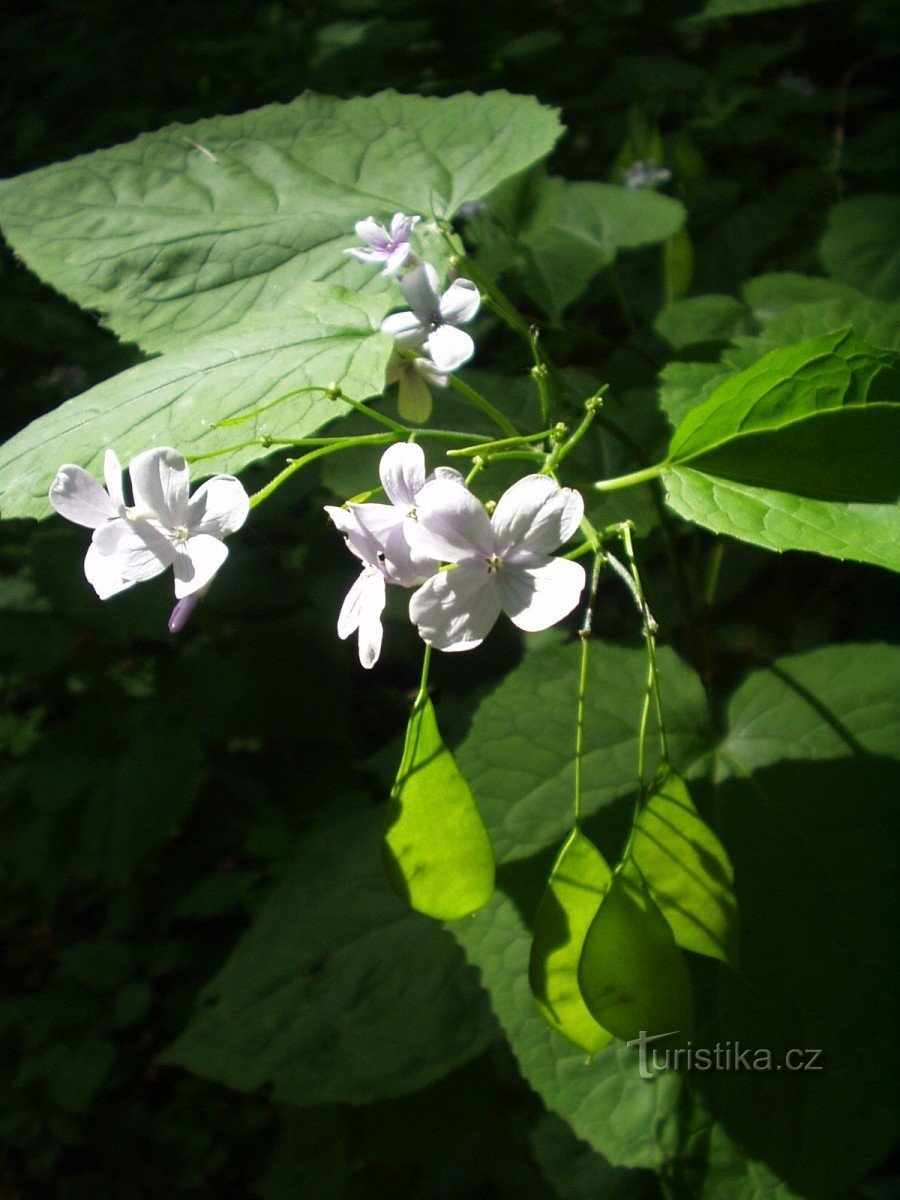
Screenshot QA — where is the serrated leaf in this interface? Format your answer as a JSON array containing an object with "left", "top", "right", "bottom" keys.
[
  {"left": 821, "top": 194, "right": 900, "bottom": 302},
  {"left": 162, "top": 809, "right": 496, "bottom": 1105},
  {"left": 383, "top": 697, "right": 495, "bottom": 921},
  {"left": 0, "top": 285, "right": 393, "bottom": 521},
  {"left": 660, "top": 330, "right": 900, "bottom": 570},
  {"left": 578, "top": 858, "right": 695, "bottom": 1042},
  {"left": 528, "top": 828, "right": 614, "bottom": 1054},
  {"left": 632, "top": 767, "right": 739, "bottom": 966},
  {"left": 0, "top": 90, "right": 562, "bottom": 351}
]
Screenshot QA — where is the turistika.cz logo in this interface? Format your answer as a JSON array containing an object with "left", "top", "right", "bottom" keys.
[{"left": 627, "top": 1031, "right": 825, "bottom": 1080}]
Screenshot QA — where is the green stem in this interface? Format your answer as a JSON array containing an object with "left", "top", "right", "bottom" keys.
[
  {"left": 445, "top": 428, "right": 559, "bottom": 458},
  {"left": 447, "top": 375, "right": 520, "bottom": 438},
  {"left": 620, "top": 523, "right": 669, "bottom": 764},
  {"left": 529, "top": 328, "right": 552, "bottom": 424},
  {"left": 415, "top": 644, "right": 433, "bottom": 710},
  {"left": 451, "top": 251, "right": 533, "bottom": 341},
  {"left": 248, "top": 435, "right": 394, "bottom": 509},
  {"left": 574, "top": 553, "right": 604, "bottom": 826},
  {"left": 594, "top": 464, "right": 663, "bottom": 493},
  {"left": 542, "top": 392, "right": 606, "bottom": 476}
]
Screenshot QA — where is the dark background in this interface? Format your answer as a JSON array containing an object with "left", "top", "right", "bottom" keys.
[{"left": 0, "top": 1, "right": 897, "bottom": 1197}]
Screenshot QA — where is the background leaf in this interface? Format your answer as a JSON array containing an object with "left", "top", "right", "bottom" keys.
[
  {"left": 162, "top": 809, "right": 497, "bottom": 1105},
  {"left": 820, "top": 194, "right": 900, "bottom": 301},
  {"left": 0, "top": 90, "right": 563, "bottom": 351}
]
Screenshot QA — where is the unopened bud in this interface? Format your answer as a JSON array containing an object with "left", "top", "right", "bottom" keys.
[{"left": 168, "top": 593, "right": 202, "bottom": 634}]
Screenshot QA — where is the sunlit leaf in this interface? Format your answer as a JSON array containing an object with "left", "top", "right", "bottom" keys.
[
  {"left": 528, "top": 828, "right": 614, "bottom": 1054},
  {"left": 632, "top": 767, "right": 739, "bottom": 966},
  {"left": 578, "top": 857, "right": 695, "bottom": 1042},
  {"left": 383, "top": 697, "right": 495, "bottom": 921}
]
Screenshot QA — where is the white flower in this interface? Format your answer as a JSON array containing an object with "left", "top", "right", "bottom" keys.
[
  {"left": 345, "top": 213, "right": 420, "bottom": 275},
  {"left": 380, "top": 263, "right": 480, "bottom": 374},
  {"left": 324, "top": 443, "right": 462, "bottom": 668},
  {"left": 406, "top": 474, "right": 586, "bottom": 652},
  {"left": 49, "top": 447, "right": 249, "bottom": 601},
  {"left": 49, "top": 448, "right": 166, "bottom": 600}
]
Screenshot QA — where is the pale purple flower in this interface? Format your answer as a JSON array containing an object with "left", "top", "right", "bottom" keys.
[
  {"left": 380, "top": 263, "right": 480, "bottom": 374},
  {"left": 345, "top": 213, "right": 421, "bottom": 276},
  {"left": 324, "top": 443, "right": 462, "bottom": 668},
  {"left": 407, "top": 474, "right": 586, "bottom": 653},
  {"left": 50, "top": 447, "right": 249, "bottom": 601}
]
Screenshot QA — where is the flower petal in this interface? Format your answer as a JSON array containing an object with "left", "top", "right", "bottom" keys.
[
  {"left": 439, "top": 278, "right": 480, "bottom": 325},
  {"left": 406, "top": 478, "right": 494, "bottom": 562},
  {"left": 409, "top": 565, "right": 502, "bottom": 652},
  {"left": 384, "top": 243, "right": 415, "bottom": 276},
  {"left": 188, "top": 475, "right": 249, "bottom": 538},
  {"left": 380, "top": 310, "right": 427, "bottom": 349},
  {"left": 325, "top": 504, "right": 379, "bottom": 566},
  {"left": 103, "top": 450, "right": 126, "bottom": 514},
  {"left": 91, "top": 519, "right": 174, "bottom": 586},
  {"left": 354, "top": 217, "right": 389, "bottom": 248},
  {"left": 390, "top": 212, "right": 419, "bottom": 240},
  {"left": 130, "top": 447, "right": 191, "bottom": 528},
  {"left": 345, "top": 246, "right": 389, "bottom": 265},
  {"left": 379, "top": 443, "right": 426, "bottom": 508},
  {"left": 49, "top": 464, "right": 118, "bottom": 529},
  {"left": 492, "top": 474, "right": 584, "bottom": 559},
  {"left": 425, "top": 324, "right": 475, "bottom": 373},
  {"left": 497, "top": 555, "right": 586, "bottom": 633},
  {"left": 83, "top": 540, "right": 136, "bottom": 599},
  {"left": 348, "top": 502, "right": 423, "bottom": 585},
  {"left": 173, "top": 534, "right": 229, "bottom": 598},
  {"left": 337, "top": 567, "right": 386, "bottom": 669},
  {"left": 400, "top": 263, "right": 441, "bottom": 324}
]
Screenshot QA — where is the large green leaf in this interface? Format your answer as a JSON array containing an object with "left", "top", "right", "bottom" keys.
[
  {"left": 0, "top": 285, "right": 392, "bottom": 521},
  {"left": 452, "top": 638, "right": 900, "bottom": 1194},
  {"left": 162, "top": 809, "right": 496, "bottom": 1105},
  {"left": 0, "top": 90, "right": 562, "bottom": 351},
  {"left": 820, "top": 195, "right": 900, "bottom": 302},
  {"left": 659, "top": 330, "right": 900, "bottom": 570},
  {"left": 383, "top": 697, "right": 495, "bottom": 921}
]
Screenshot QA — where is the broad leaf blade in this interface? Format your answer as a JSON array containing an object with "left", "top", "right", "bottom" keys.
[
  {"left": 0, "top": 90, "right": 562, "bottom": 350},
  {"left": 528, "top": 828, "right": 615, "bottom": 1055},
  {"left": 820, "top": 194, "right": 900, "bottom": 302},
  {"left": 0, "top": 285, "right": 393, "bottom": 521},
  {"left": 632, "top": 767, "right": 739, "bottom": 966},
  {"left": 578, "top": 859, "right": 695, "bottom": 1042},
  {"left": 162, "top": 809, "right": 496, "bottom": 1105},
  {"left": 384, "top": 697, "right": 495, "bottom": 921}
]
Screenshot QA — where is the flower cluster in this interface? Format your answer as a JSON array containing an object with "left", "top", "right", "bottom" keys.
[
  {"left": 621, "top": 160, "right": 672, "bottom": 190},
  {"left": 347, "top": 213, "right": 480, "bottom": 422},
  {"left": 49, "top": 446, "right": 248, "bottom": 616},
  {"left": 326, "top": 444, "right": 586, "bottom": 667}
]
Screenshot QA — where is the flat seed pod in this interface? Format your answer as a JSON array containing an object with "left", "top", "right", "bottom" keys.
[
  {"left": 383, "top": 697, "right": 495, "bottom": 921},
  {"left": 632, "top": 766, "right": 739, "bottom": 966},
  {"left": 528, "top": 828, "right": 615, "bottom": 1055},
  {"left": 578, "top": 858, "right": 694, "bottom": 1042}
]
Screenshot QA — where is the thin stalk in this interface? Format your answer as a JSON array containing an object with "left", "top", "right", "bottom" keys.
[
  {"left": 574, "top": 553, "right": 604, "bottom": 826},
  {"left": 529, "top": 327, "right": 552, "bottom": 424},
  {"left": 620, "top": 523, "right": 668, "bottom": 763},
  {"left": 248, "top": 435, "right": 394, "bottom": 509},
  {"left": 594, "top": 464, "right": 663, "bottom": 493},
  {"left": 445, "top": 428, "right": 559, "bottom": 458},
  {"left": 415, "top": 644, "right": 433, "bottom": 710},
  {"left": 447, "top": 375, "right": 520, "bottom": 438}
]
